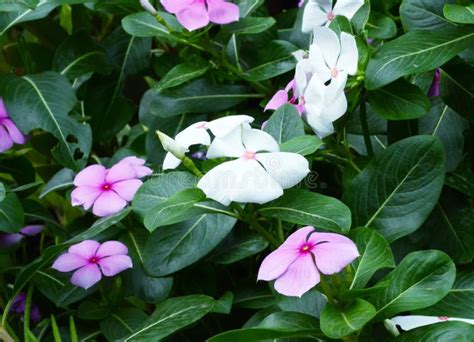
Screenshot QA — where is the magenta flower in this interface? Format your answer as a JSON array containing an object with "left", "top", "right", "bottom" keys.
[
  {"left": 428, "top": 68, "right": 441, "bottom": 97},
  {"left": 258, "top": 226, "right": 359, "bottom": 297},
  {"left": 161, "top": 0, "right": 240, "bottom": 31},
  {"left": 0, "top": 225, "right": 45, "bottom": 249},
  {"left": 52, "top": 240, "right": 133, "bottom": 289},
  {"left": 265, "top": 80, "right": 305, "bottom": 114},
  {"left": 71, "top": 157, "right": 152, "bottom": 217},
  {"left": 0, "top": 97, "right": 27, "bottom": 153},
  {"left": 11, "top": 292, "right": 41, "bottom": 323}
]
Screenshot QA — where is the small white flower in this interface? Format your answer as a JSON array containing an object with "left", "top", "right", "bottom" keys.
[
  {"left": 140, "top": 0, "right": 158, "bottom": 15},
  {"left": 161, "top": 115, "right": 254, "bottom": 170},
  {"left": 197, "top": 125, "right": 310, "bottom": 205},
  {"left": 302, "top": 0, "right": 365, "bottom": 33},
  {"left": 388, "top": 315, "right": 474, "bottom": 332}
]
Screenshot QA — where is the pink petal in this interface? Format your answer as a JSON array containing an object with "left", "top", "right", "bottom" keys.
[
  {"left": 274, "top": 253, "right": 320, "bottom": 297},
  {"left": 52, "top": 253, "right": 89, "bottom": 272},
  {"left": 98, "top": 255, "right": 133, "bottom": 276},
  {"left": 20, "top": 225, "right": 44, "bottom": 236},
  {"left": 112, "top": 179, "right": 143, "bottom": 201},
  {"left": 264, "top": 90, "right": 289, "bottom": 111},
  {"left": 309, "top": 232, "right": 360, "bottom": 275},
  {"left": 207, "top": 0, "right": 240, "bottom": 24},
  {"left": 92, "top": 191, "right": 128, "bottom": 217},
  {"left": 105, "top": 163, "right": 137, "bottom": 183},
  {"left": 0, "top": 233, "right": 24, "bottom": 248},
  {"left": 74, "top": 165, "right": 107, "bottom": 187},
  {"left": 0, "top": 125, "right": 14, "bottom": 153},
  {"left": 258, "top": 247, "right": 299, "bottom": 281},
  {"left": 68, "top": 240, "right": 101, "bottom": 259},
  {"left": 71, "top": 186, "right": 103, "bottom": 210},
  {"left": 281, "top": 226, "right": 315, "bottom": 248},
  {"left": 176, "top": 2, "right": 210, "bottom": 31},
  {"left": 0, "top": 98, "right": 7, "bottom": 119},
  {"left": 117, "top": 157, "right": 153, "bottom": 178},
  {"left": 161, "top": 0, "right": 194, "bottom": 13},
  {"left": 2, "top": 119, "right": 26, "bottom": 144},
  {"left": 96, "top": 241, "right": 128, "bottom": 258},
  {"left": 71, "top": 264, "right": 102, "bottom": 289}
]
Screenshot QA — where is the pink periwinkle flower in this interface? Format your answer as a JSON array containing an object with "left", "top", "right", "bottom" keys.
[
  {"left": 428, "top": 68, "right": 441, "bottom": 97},
  {"left": 265, "top": 80, "right": 305, "bottom": 114},
  {"left": 0, "top": 97, "right": 27, "bottom": 153},
  {"left": 52, "top": 240, "right": 133, "bottom": 290},
  {"left": 71, "top": 157, "right": 152, "bottom": 217},
  {"left": 161, "top": 0, "right": 240, "bottom": 31},
  {"left": 11, "top": 292, "right": 41, "bottom": 323},
  {"left": 0, "top": 225, "right": 45, "bottom": 249},
  {"left": 258, "top": 226, "right": 359, "bottom": 297},
  {"left": 298, "top": 0, "right": 304, "bottom": 8}
]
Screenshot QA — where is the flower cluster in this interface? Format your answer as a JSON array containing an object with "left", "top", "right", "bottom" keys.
[
  {"left": 302, "top": 0, "right": 364, "bottom": 32},
  {"left": 71, "top": 156, "right": 152, "bottom": 217},
  {"left": 0, "top": 97, "right": 27, "bottom": 153}
]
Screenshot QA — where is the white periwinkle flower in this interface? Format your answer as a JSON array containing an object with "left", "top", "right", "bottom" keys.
[
  {"left": 388, "top": 315, "right": 474, "bottom": 333},
  {"left": 302, "top": 0, "right": 365, "bottom": 33},
  {"left": 197, "top": 125, "right": 310, "bottom": 205},
  {"left": 161, "top": 115, "right": 254, "bottom": 170}
]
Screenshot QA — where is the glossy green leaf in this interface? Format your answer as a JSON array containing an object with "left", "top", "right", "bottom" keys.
[
  {"left": 0, "top": 182, "right": 4, "bottom": 202},
  {"left": 237, "top": 0, "right": 264, "bottom": 17},
  {"left": 367, "top": 12, "right": 397, "bottom": 39},
  {"left": 443, "top": 4, "right": 474, "bottom": 24},
  {"left": 343, "top": 135, "right": 445, "bottom": 242},
  {"left": 123, "top": 295, "right": 215, "bottom": 341},
  {"left": 365, "top": 28, "right": 474, "bottom": 89},
  {"left": 400, "top": 0, "right": 455, "bottom": 31},
  {"left": 101, "top": 308, "right": 148, "bottom": 342},
  {"left": 439, "top": 62, "right": 474, "bottom": 119},
  {"left": 0, "top": 0, "right": 39, "bottom": 11},
  {"left": 368, "top": 79, "right": 430, "bottom": 120},
  {"left": 222, "top": 17, "right": 276, "bottom": 35},
  {"left": 321, "top": 299, "right": 376, "bottom": 339},
  {"left": 263, "top": 104, "right": 305, "bottom": 144},
  {"left": 349, "top": 228, "right": 395, "bottom": 290},
  {"left": 212, "top": 234, "right": 268, "bottom": 265},
  {"left": 445, "top": 168, "right": 474, "bottom": 198},
  {"left": 280, "top": 135, "right": 323, "bottom": 155},
  {"left": 39, "top": 168, "right": 74, "bottom": 199},
  {"left": 121, "top": 11, "right": 177, "bottom": 39},
  {"left": 154, "top": 63, "right": 209, "bottom": 92},
  {"left": 371, "top": 250, "right": 456, "bottom": 319},
  {"left": 0, "top": 191, "right": 24, "bottom": 233},
  {"left": 260, "top": 189, "right": 352, "bottom": 234},
  {"left": 396, "top": 321, "right": 474, "bottom": 341}
]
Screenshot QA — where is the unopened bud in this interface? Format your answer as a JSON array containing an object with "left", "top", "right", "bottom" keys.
[
  {"left": 156, "top": 130, "right": 186, "bottom": 159},
  {"left": 140, "top": 0, "right": 157, "bottom": 16}
]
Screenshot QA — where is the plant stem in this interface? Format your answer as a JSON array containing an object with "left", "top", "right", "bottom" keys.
[
  {"left": 182, "top": 157, "right": 203, "bottom": 177},
  {"left": 23, "top": 286, "right": 34, "bottom": 342},
  {"left": 248, "top": 219, "right": 280, "bottom": 248},
  {"left": 319, "top": 276, "right": 335, "bottom": 304}
]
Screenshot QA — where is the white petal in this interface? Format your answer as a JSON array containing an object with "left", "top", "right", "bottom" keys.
[
  {"left": 292, "top": 50, "right": 306, "bottom": 62},
  {"left": 228, "top": 159, "right": 283, "bottom": 204},
  {"left": 256, "top": 152, "right": 310, "bottom": 189},
  {"left": 323, "top": 87, "right": 347, "bottom": 123},
  {"left": 294, "top": 59, "right": 314, "bottom": 96},
  {"left": 313, "top": 27, "right": 341, "bottom": 69},
  {"left": 163, "top": 153, "right": 182, "bottom": 170},
  {"left": 303, "top": 74, "right": 326, "bottom": 107},
  {"left": 302, "top": 1, "right": 329, "bottom": 33},
  {"left": 308, "top": 116, "right": 335, "bottom": 139},
  {"left": 175, "top": 122, "right": 211, "bottom": 148},
  {"left": 242, "top": 128, "right": 279, "bottom": 153},
  {"left": 206, "top": 126, "right": 246, "bottom": 159},
  {"left": 206, "top": 115, "right": 254, "bottom": 137},
  {"left": 333, "top": 0, "right": 364, "bottom": 19},
  {"left": 309, "top": 44, "right": 332, "bottom": 83},
  {"left": 197, "top": 160, "right": 237, "bottom": 205},
  {"left": 338, "top": 32, "right": 358, "bottom": 75},
  {"left": 391, "top": 316, "right": 448, "bottom": 331},
  {"left": 318, "top": 0, "right": 333, "bottom": 12}
]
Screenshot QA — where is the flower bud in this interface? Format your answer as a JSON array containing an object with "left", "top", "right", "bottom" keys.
[
  {"left": 156, "top": 130, "right": 186, "bottom": 159},
  {"left": 140, "top": 0, "right": 157, "bottom": 16}
]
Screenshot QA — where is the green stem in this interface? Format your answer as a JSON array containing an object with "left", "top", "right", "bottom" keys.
[
  {"left": 155, "top": 13, "right": 174, "bottom": 32},
  {"left": 319, "top": 276, "right": 335, "bottom": 304},
  {"left": 23, "top": 286, "right": 34, "bottom": 342},
  {"left": 182, "top": 157, "right": 203, "bottom": 177},
  {"left": 277, "top": 220, "right": 284, "bottom": 243},
  {"left": 359, "top": 99, "right": 374, "bottom": 157},
  {"left": 248, "top": 219, "right": 280, "bottom": 248}
]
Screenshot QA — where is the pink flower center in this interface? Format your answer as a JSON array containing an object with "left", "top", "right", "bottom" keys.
[
  {"left": 438, "top": 316, "right": 449, "bottom": 321},
  {"left": 196, "top": 122, "right": 207, "bottom": 129},
  {"left": 299, "top": 243, "right": 314, "bottom": 254},
  {"left": 89, "top": 256, "right": 100, "bottom": 264},
  {"left": 101, "top": 183, "right": 112, "bottom": 191},
  {"left": 242, "top": 151, "right": 256, "bottom": 160},
  {"left": 330, "top": 67, "right": 339, "bottom": 78},
  {"left": 327, "top": 11, "right": 335, "bottom": 21}
]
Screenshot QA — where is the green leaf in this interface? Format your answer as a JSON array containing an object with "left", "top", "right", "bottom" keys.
[
  {"left": 222, "top": 17, "right": 276, "bottom": 35},
  {"left": 444, "top": 4, "right": 474, "bottom": 24},
  {"left": 0, "top": 0, "right": 39, "bottom": 11},
  {"left": 123, "top": 295, "right": 215, "bottom": 341},
  {"left": 371, "top": 250, "right": 456, "bottom": 319},
  {"left": 351, "top": 2, "right": 371, "bottom": 34},
  {"left": 400, "top": 0, "right": 455, "bottom": 31},
  {"left": 445, "top": 168, "right": 474, "bottom": 198},
  {"left": 260, "top": 189, "right": 352, "bottom": 234},
  {"left": 212, "top": 291, "right": 234, "bottom": 314},
  {"left": 396, "top": 321, "right": 474, "bottom": 341},
  {"left": 367, "top": 12, "right": 397, "bottom": 39},
  {"left": 0, "top": 71, "right": 92, "bottom": 170},
  {"left": 236, "top": 0, "right": 264, "bottom": 17},
  {"left": 343, "top": 135, "right": 445, "bottom": 242},
  {"left": 39, "top": 168, "right": 74, "bottom": 199},
  {"left": 277, "top": 290, "right": 327, "bottom": 319},
  {"left": 329, "top": 15, "right": 353, "bottom": 35},
  {"left": 144, "top": 212, "right": 236, "bottom": 276},
  {"left": 0, "top": 182, "right": 4, "bottom": 202},
  {"left": 144, "top": 79, "right": 257, "bottom": 118},
  {"left": 263, "top": 104, "right": 305, "bottom": 144},
  {"left": 154, "top": 63, "right": 209, "bottom": 92},
  {"left": 365, "top": 28, "right": 474, "bottom": 89},
  {"left": 144, "top": 188, "right": 207, "bottom": 231},
  {"left": 101, "top": 308, "right": 148, "bottom": 342},
  {"left": 212, "top": 233, "right": 268, "bottom": 265},
  {"left": 349, "top": 228, "right": 395, "bottom": 290},
  {"left": 369, "top": 79, "right": 430, "bottom": 120},
  {"left": 121, "top": 11, "right": 178, "bottom": 39},
  {"left": 320, "top": 299, "right": 376, "bottom": 339},
  {"left": 208, "top": 312, "right": 322, "bottom": 341},
  {"left": 417, "top": 270, "right": 474, "bottom": 318},
  {"left": 0, "top": 191, "right": 24, "bottom": 233},
  {"left": 280, "top": 135, "right": 323, "bottom": 156},
  {"left": 419, "top": 99, "right": 468, "bottom": 171},
  {"left": 439, "top": 62, "right": 474, "bottom": 119}
]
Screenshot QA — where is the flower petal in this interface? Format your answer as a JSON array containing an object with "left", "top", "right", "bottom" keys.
[
  {"left": 274, "top": 253, "right": 320, "bottom": 297},
  {"left": 333, "top": 0, "right": 364, "bottom": 19},
  {"left": 117, "top": 156, "right": 152, "bottom": 178},
  {"left": 0, "top": 125, "right": 14, "bottom": 153},
  {"left": 0, "top": 98, "right": 8, "bottom": 119},
  {"left": 176, "top": 2, "right": 210, "bottom": 31},
  {"left": 163, "top": 152, "right": 183, "bottom": 170},
  {"left": 242, "top": 128, "right": 279, "bottom": 153},
  {"left": 74, "top": 165, "right": 107, "bottom": 187},
  {"left": 390, "top": 316, "right": 448, "bottom": 331},
  {"left": 338, "top": 32, "right": 358, "bottom": 75},
  {"left": 71, "top": 186, "right": 103, "bottom": 210},
  {"left": 92, "top": 191, "right": 128, "bottom": 217},
  {"left": 302, "top": 1, "right": 329, "bottom": 33},
  {"left": 197, "top": 159, "right": 239, "bottom": 205},
  {"left": 207, "top": 0, "right": 240, "bottom": 24},
  {"left": 96, "top": 241, "right": 128, "bottom": 258},
  {"left": 98, "top": 255, "right": 133, "bottom": 276},
  {"left": 20, "top": 225, "right": 44, "bottom": 236},
  {"left": 175, "top": 123, "right": 211, "bottom": 148},
  {"left": 112, "top": 179, "right": 143, "bottom": 201},
  {"left": 68, "top": 240, "right": 100, "bottom": 259},
  {"left": 161, "top": 0, "right": 194, "bottom": 13},
  {"left": 0, "top": 233, "right": 24, "bottom": 248},
  {"left": 206, "top": 115, "right": 254, "bottom": 137},
  {"left": 71, "top": 264, "right": 102, "bottom": 289},
  {"left": 258, "top": 247, "right": 300, "bottom": 281},
  {"left": 309, "top": 44, "right": 332, "bottom": 83},
  {"left": 2, "top": 119, "right": 26, "bottom": 144},
  {"left": 294, "top": 58, "right": 314, "bottom": 96},
  {"left": 265, "top": 90, "right": 289, "bottom": 111},
  {"left": 310, "top": 232, "right": 359, "bottom": 275},
  {"left": 52, "top": 253, "right": 89, "bottom": 272},
  {"left": 206, "top": 126, "right": 246, "bottom": 159},
  {"left": 312, "top": 27, "right": 341, "bottom": 69},
  {"left": 256, "top": 152, "right": 310, "bottom": 189},
  {"left": 106, "top": 162, "right": 137, "bottom": 183}
]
